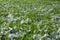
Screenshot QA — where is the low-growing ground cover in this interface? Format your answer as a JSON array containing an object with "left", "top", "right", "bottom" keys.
[{"left": 0, "top": 0, "right": 60, "bottom": 40}]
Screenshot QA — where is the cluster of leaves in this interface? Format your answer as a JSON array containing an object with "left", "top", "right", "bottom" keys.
[{"left": 0, "top": 0, "right": 60, "bottom": 40}]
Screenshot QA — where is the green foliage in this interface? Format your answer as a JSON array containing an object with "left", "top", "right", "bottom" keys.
[{"left": 0, "top": 0, "right": 60, "bottom": 40}]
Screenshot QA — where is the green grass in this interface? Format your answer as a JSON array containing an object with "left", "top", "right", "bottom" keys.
[{"left": 0, "top": 0, "right": 60, "bottom": 40}]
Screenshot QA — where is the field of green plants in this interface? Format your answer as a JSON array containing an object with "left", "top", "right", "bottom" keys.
[{"left": 0, "top": 0, "right": 60, "bottom": 40}]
